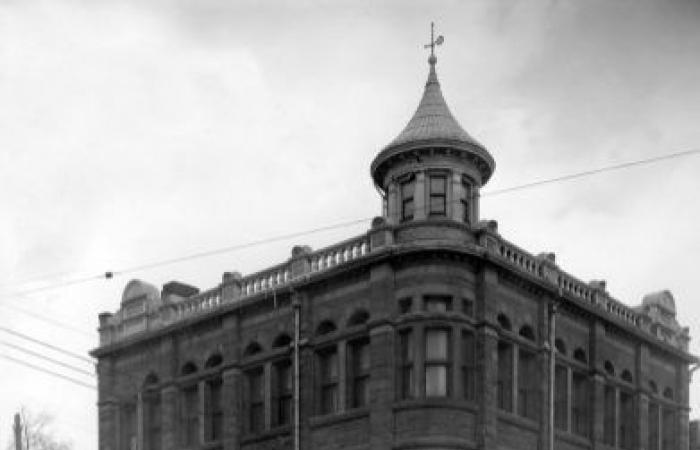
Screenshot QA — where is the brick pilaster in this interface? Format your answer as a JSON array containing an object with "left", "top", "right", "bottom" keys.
[
  {"left": 369, "top": 324, "right": 395, "bottom": 450},
  {"left": 222, "top": 368, "right": 241, "bottom": 450},
  {"left": 98, "top": 399, "right": 118, "bottom": 450}
]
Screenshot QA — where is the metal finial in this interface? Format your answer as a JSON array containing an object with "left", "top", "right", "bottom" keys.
[{"left": 424, "top": 22, "right": 444, "bottom": 64}]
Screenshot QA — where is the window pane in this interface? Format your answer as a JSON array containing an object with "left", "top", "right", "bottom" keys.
[
  {"left": 649, "top": 403, "right": 659, "bottom": 450},
  {"left": 403, "top": 199, "right": 414, "bottom": 220},
  {"left": 354, "top": 342, "right": 370, "bottom": 372},
  {"left": 497, "top": 341, "right": 513, "bottom": 411},
  {"left": 554, "top": 365, "right": 568, "bottom": 430},
  {"left": 430, "top": 176, "right": 446, "bottom": 194},
  {"left": 572, "top": 372, "right": 589, "bottom": 437},
  {"left": 429, "top": 196, "right": 446, "bottom": 215},
  {"left": 425, "top": 365, "right": 448, "bottom": 396},
  {"left": 401, "top": 180, "right": 415, "bottom": 197},
  {"left": 400, "top": 331, "right": 414, "bottom": 361},
  {"left": 425, "top": 329, "right": 448, "bottom": 360},
  {"left": 321, "top": 351, "right": 338, "bottom": 381}
]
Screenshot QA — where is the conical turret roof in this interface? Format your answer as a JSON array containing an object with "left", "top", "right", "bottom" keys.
[
  {"left": 386, "top": 58, "right": 483, "bottom": 149},
  {"left": 370, "top": 56, "right": 494, "bottom": 188}
]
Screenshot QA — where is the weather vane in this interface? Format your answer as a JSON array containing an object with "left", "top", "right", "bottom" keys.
[{"left": 424, "top": 22, "right": 444, "bottom": 59}]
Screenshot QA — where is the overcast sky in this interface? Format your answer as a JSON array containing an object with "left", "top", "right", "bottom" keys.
[{"left": 1, "top": 0, "right": 700, "bottom": 447}]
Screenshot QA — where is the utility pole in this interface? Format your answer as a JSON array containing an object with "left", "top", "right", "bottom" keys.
[{"left": 13, "top": 413, "right": 22, "bottom": 450}]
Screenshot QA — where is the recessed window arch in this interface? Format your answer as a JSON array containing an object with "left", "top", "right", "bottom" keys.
[
  {"left": 181, "top": 361, "right": 198, "bottom": 376},
  {"left": 205, "top": 353, "right": 223, "bottom": 368},
  {"left": 663, "top": 387, "right": 674, "bottom": 400},
  {"left": 347, "top": 309, "right": 370, "bottom": 327},
  {"left": 497, "top": 313, "right": 512, "bottom": 331},
  {"left": 604, "top": 360, "right": 615, "bottom": 376},
  {"left": 573, "top": 348, "right": 587, "bottom": 364},
  {"left": 273, "top": 333, "right": 292, "bottom": 349},
  {"left": 554, "top": 338, "right": 567, "bottom": 355},
  {"left": 316, "top": 320, "right": 337, "bottom": 336},
  {"left": 143, "top": 372, "right": 159, "bottom": 387},
  {"left": 518, "top": 325, "right": 535, "bottom": 341},
  {"left": 621, "top": 369, "right": 633, "bottom": 383},
  {"left": 243, "top": 341, "right": 263, "bottom": 357},
  {"left": 649, "top": 380, "right": 658, "bottom": 394}
]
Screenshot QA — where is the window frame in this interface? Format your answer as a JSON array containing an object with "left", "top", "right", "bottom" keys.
[
  {"left": 424, "top": 327, "right": 451, "bottom": 397},
  {"left": 246, "top": 366, "right": 265, "bottom": 434},
  {"left": 317, "top": 345, "right": 340, "bottom": 415},
  {"left": 398, "top": 328, "right": 415, "bottom": 400},
  {"left": 348, "top": 337, "right": 371, "bottom": 409},
  {"left": 400, "top": 175, "right": 416, "bottom": 222},
  {"left": 428, "top": 173, "right": 447, "bottom": 217}
]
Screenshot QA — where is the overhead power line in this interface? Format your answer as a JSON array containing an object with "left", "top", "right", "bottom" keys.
[
  {"left": 0, "top": 298, "right": 93, "bottom": 338},
  {"left": 485, "top": 148, "right": 700, "bottom": 197},
  {"left": 0, "top": 327, "right": 94, "bottom": 365},
  {"left": 1, "top": 341, "right": 95, "bottom": 378},
  {"left": 0, "top": 353, "right": 96, "bottom": 390},
  {"left": 0, "top": 148, "right": 697, "bottom": 302}
]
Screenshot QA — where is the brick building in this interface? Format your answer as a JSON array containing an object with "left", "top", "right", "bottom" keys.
[{"left": 92, "top": 48, "right": 696, "bottom": 450}]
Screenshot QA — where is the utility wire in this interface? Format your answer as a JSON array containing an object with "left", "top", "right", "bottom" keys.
[
  {"left": 484, "top": 148, "right": 700, "bottom": 197},
  {"left": 0, "top": 148, "right": 697, "bottom": 301},
  {"left": 0, "top": 341, "right": 95, "bottom": 378},
  {"left": 0, "top": 327, "right": 94, "bottom": 365},
  {"left": 0, "top": 299, "right": 93, "bottom": 338},
  {"left": 0, "top": 353, "right": 96, "bottom": 390}
]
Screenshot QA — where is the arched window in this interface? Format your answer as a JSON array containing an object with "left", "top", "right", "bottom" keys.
[
  {"left": 573, "top": 348, "right": 587, "bottom": 364},
  {"left": 554, "top": 338, "right": 567, "bottom": 355},
  {"left": 143, "top": 372, "right": 159, "bottom": 387},
  {"left": 316, "top": 320, "right": 337, "bottom": 336},
  {"left": 205, "top": 353, "right": 223, "bottom": 368},
  {"left": 181, "top": 362, "right": 198, "bottom": 376},
  {"left": 244, "top": 341, "right": 263, "bottom": 357},
  {"left": 518, "top": 325, "right": 535, "bottom": 341},
  {"left": 273, "top": 333, "right": 292, "bottom": 349},
  {"left": 347, "top": 309, "right": 369, "bottom": 327},
  {"left": 604, "top": 360, "right": 615, "bottom": 376},
  {"left": 663, "top": 387, "right": 674, "bottom": 400},
  {"left": 621, "top": 369, "right": 633, "bottom": 383},
  {"left": 497, "top": 313, "right": 512, "bottom": 331},
  {"left": 649, "top": 380, "right": 658, "bottom": 394}
]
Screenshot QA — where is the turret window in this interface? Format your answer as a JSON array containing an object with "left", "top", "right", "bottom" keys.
[
  {"left": 429, "top": 175, "right": 447, "bottom": 216},
  {"left": 461, "top": 178, "right": 472, "bottom": 223},
  {"left": 401, "top": 178, "right": 415, "bottom": 221}
]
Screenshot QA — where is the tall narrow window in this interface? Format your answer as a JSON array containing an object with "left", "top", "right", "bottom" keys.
[
  {"left": 554, "top": 365, "right": 568, "bottom": 431},
  {"left": 401, "top": 178, "right": 415, "bottom": 221},
  {"left": 247, "top": 368, "right": 265, "bottom": 433},
  {"left": 572, "top": 371, "right": 590, "bottom": 437},
  {"left": 145, "top": 394, "right": 161, "bottom": 450},
  {"left": 429, "top": 175, "right": 447, "bottom": 216},
  {"left": 619, "top": 390, "right": 634, "bottom": 449},
  {"left": 204, "top": 378, "right": 223, "bottom": 442},
  {"left": 182, "top": 385, "right": 199, "bottom": 445},
  {"left": 319, "top": 348, "right": 339, "bottom": 414},
  {"left": 461, "top": 179, "right": 471, "bottom": 223},
  {"left": 603, "top": 385, "right": 616, "bottom": 445},
  {"left": 662, "top": 408, "right": 676, "bottom": 450},
  {"left": 497, "top": 341, "right": 513, "bottom": 412},
  {"left": 425, "top": 328, "right": 450, "bottom": 397},
  {"left": 399, "top": 330, "right": 414, "bottom": 399},
  {"left": 517, "top": 349, "right": 539, "bottom": 420},
  {"left": 349, "top": 339, "right": 370, "bottom": 408},
  {"left": 649, "top": 402, "right": 660, "bottom": 450},
  {"left": 274, "top": 360, "right": 292, "bottom": 426},
  {"left": 461, "top": 330, "right": 476, "bottom": 401}
]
